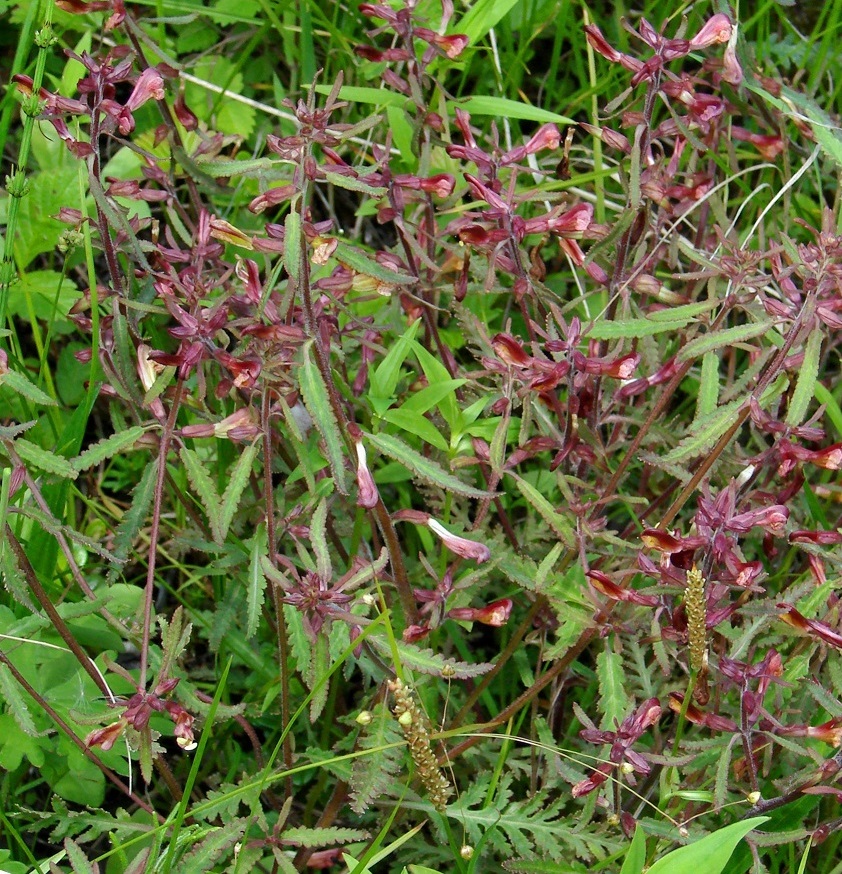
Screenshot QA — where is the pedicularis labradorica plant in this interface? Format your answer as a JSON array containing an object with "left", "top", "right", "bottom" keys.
[{"left": 2, "top": 0, "right": 842, "bottom": 871}]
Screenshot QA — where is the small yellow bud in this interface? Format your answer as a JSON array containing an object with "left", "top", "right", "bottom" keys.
[
  {"left": 356, "top": 710, "right": 373, "bottom": 726},
  {"left": 620, "top": 761, "right": 635, "bottom": 775},
  {"left": 747, "top": 791, "right": 761, "bottom": 805},
  {"left": 398, "top": 710, "right": 413, "bottom": 727},
  {"left": 460, "top": 845, "right": 474, "bottom": 860}
]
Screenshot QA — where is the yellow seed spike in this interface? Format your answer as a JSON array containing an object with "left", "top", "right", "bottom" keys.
[{"left": 685, "top": 565, "right": 707, "bottom": 673}]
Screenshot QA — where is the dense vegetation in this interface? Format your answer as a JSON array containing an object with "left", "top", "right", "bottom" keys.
[{"left": 2, "top": 0, "right": 842, "bottom": 871}]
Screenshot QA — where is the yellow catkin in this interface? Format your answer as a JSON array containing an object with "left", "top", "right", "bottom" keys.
[
  {"left": 389, "top": 679, "right": 452, "bottom": 812},
  {"left": 685, "top": 565, "right": 707, "bottom": 673}
]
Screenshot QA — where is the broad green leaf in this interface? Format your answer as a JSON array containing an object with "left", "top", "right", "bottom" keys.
[
  {"left": 677, "top": 320, "right": 774, "bottom": 362},
  {"left": 13, "top": 439, "right": 77, "bottom": 480},
  {"left": 381, "top": 408, "right": 450, "bottom": 452},
  {"left": 71, "top": 426, "right": 145, "bottom": 472},
  {"left": 449, "top": 95, "right": 574, "bottom": 125},
  {"left": 180, "top": 446, "right": 223, "bottom": 537},
  {"left": 412, "top": 341, "right": 461, "bottom": 431},
  {"left": 387, "top": 104, "right": 415, "bottom": 166},
  {"left": 399, "top": 379, "right": 467, "bottom": 415},
  {"left": 9, "top": 269, "right": 80, "bottom": 328},
  {"left": 619, "top": 826, "right": 647, "bottom": 874},
  {"left": 217, "top": 443, "right": 258, "bottom": 543},
  {"left": 586, "top": 318, "right": 691, "bottom": 340},
  {"left": 13, "top": 168, "right": 78, "bottom": 268},
  {"left": 370, "top": 319, "right": 421, "bottom": 401},
  {"left": 246, "top": 522, "right": 268, "bottom": 638},
  {"left": 456, "top": 0, "right": 520, "bottom": 46},
  {"left": 646, "top": 818, "right": 769, "bottom": 874},
  {"left": 334, "top": 241, "right": 416, "bottom": 286},
  {"left": 596, "top": 648, "right": 631, "bottom": 730},
  {"left": 298, "top": 341, "right": 348, "bottom": 494},
  {"left": 509, "top": 474, "right": 574, "bottom": 547},
  {"left": 0, "top": 368, "right": 57, "bottom": 406},
  {"left": 367, "top": 431, "right": 493, "bottom": 498},
  {"left": 786, "top": 327, "right": 822, "bottom": 427}
]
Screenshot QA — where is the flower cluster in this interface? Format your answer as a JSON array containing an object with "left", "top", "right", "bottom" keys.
[
  {"left": 573, "top": 698, "right": 662, "bottom": 797},
  {"left": 85, "top": 676, "right": 196, "bottom": 754}
]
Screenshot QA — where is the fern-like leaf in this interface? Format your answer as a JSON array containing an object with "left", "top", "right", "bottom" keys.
[{"left": 349, "top": 703, "right": 404, "bottom": 813}]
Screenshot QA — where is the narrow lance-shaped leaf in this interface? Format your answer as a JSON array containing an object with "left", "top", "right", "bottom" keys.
[
  {"left": 367, "top": 431, "right": 494, "bottom": 498},
  {"left": 659, "top": 399, "right": 744, "bottom": 465},
  {"left": 246, "top": 522, "right": 268, "bottom": 638},
  {"left": 596, "top": 647, "right": 631, "bottom": 730},
  {"left": 677, "top": 319, "right": 774, "bottom": 362},
  {"left": 310, "top": 498, "right": 332, "bottom": 582},
  {"left": 179, "top": 819, "right": 248, "bottom": 872},
  {"left": 786, "top": 327, "right": 822, "bottom": 427},
  {"left": 509, "top": 473, "right": 574, "bottom": 546},
  {"left": 334, "top": 241, "right": 416, "bottom": 286},
  {"left": 587, "top": 317, "right": 694, "bottom": 340},
  {"left": 297, "top": 341, "right": 349, "bottom": 494},
  {"left": 71, "top": 426, "right": 146, "bottom": 472},
  {"left": 283, "top": 826, "right": 370, "bottom": 847},
  {"left": 696, "top": 351, "right": 720, "bottom": 420},
  {"left": 13, "top": 438, "right": 78, "bottom": 480},
  {"left": 285, "top": 207, "right": 301, "bottom": 284},
  {"left": 179, "top": 445, "right": 223, "bottom": 538},
  {"left": 108, "top": 457, "right": 157, "bottom": 582},
  {"left": 0, "top": 369, "right": 57, "bottom": 405},
  {"left": 0, "top": 664, "right": 39, "bottom": 736},
  {"left": 217, "top": 443, "right": 259, "bottom": 543},
  {"left": 368, "top": 636, "right": 494, "bottom": 678},
  {"left": 64, "top": 838, "right": 97, "bottom": 874}
]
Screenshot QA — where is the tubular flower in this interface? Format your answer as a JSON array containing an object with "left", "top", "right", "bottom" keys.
[
  {"left": 427, "top": 519, "right": 491, "bottom": 563},
  {"left": 354, "top": 439, "right": 380, "bottom": 509}
]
